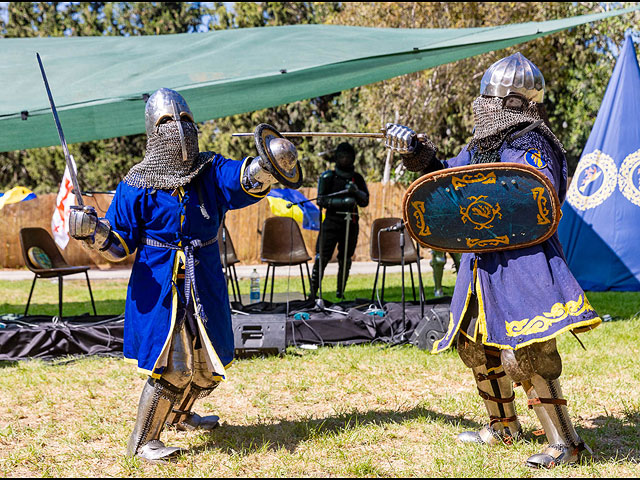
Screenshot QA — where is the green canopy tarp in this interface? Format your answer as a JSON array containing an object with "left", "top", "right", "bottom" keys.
[{"left": 1, "top": 6, "right": 637, "bottom": 153}]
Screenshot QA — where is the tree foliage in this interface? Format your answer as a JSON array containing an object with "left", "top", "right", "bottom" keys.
[{"left": 0, "top": 2, "right": 638, "bottom": 193}]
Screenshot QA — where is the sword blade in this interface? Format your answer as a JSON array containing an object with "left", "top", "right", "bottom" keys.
[
  {"left": 232, "top": 131, "right": 386, "bottom": 139},
  {"left": 36, "top": 53, "right": 84, "bottom": 206}
]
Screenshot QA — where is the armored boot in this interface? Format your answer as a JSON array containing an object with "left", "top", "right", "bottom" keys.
[
  {"left": 126, "top": 378, "right": 185, "bottom": 463},
  {"left": 457, "top": 361, "right": 522, "bottom": 445},
  {"left": 167, "top": 383, "right": 220, "bottom": 432},
  {"left": 523, "top": 376, "right": 591, "bottom": 468},
  {"left": 167, "top": 347, "right": 221, "bottom": 432}
]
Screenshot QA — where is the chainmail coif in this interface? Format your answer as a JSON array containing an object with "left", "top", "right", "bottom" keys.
[
  {"left": 123, "top": 122, "right": 214, "bottom": 189},
  {"left": 468, "top": 96, "right": 564, "bottom": 162}
]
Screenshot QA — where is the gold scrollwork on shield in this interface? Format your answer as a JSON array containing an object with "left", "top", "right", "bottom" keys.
[
  {"left": 531, "top": 187, "right": 551, "bottom": 225},
  {"left": 451, "top": 172, "right": 497, "bottom": 190},
  {"left": 411, "top": 201, "right": 431, "bottom": 236},
  {"left": 460, "top": 195, "right": 502, "bottom": 230},
  {"left": 466, "top": 236, "right": 510, "bottom": 249},
  {"left": 505, "top": 295, "right": 594, "bottom": 337}
]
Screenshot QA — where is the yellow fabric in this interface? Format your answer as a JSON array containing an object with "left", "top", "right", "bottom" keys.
[
  {"left": 0, "top": 186, "right": 34, "bottom": 210},
  {"left": 266, "top": 195, "right": 305, "bottom": 223}
]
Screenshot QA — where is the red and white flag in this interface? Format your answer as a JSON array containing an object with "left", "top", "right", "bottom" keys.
[{"left": 51, "top": 155, "right": 78, "bottom": 249}]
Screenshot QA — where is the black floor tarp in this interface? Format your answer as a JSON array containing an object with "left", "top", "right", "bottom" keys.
[
  {"left": 0, "top": 297, "right": 451, "bottom": 361},
  {"left": 0, "top": 314, "right": 124, "bottom": 361}
]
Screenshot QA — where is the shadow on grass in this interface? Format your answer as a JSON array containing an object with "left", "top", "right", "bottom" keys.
[
  {"left": 191, "top": 404, "right": 640, "bottom": 463},
  {"left": 190, "top": 405, "right": 482, "bottom": 455},
  {"left": 0, "top": 300, "right": 124, "bottom": 318},
  {"left": 577, "top": 411, "right": 640, "bottom": 462}
]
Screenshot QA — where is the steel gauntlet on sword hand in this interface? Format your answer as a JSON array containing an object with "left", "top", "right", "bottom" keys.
[
  {"left": 69, "top": 205, "right": 99, "bottom": 241},
  {"left": 385, "top": 123, "right": 440, "bottom": 173},
  {"left": 385, "top": 123, "right": 417, "bottom": 154},
  {"left": 69, "top": 205, "right": 128, "bottom": 261}
]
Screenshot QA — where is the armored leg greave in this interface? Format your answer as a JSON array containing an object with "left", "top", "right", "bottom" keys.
[
  {"left": 126, "top": 378, "right": 184, "bottom": 462},
  {"left": 522, "top": 376, "right": 589, "bottom": 468},
  {"left": 457, "top": 342, "right": 521, "bottom": 445},
  {"left": 167, "top": 347, "right": 221, "bottom": 432},
  {"left": 500, "top": 339, "right": 589, "bottom": 468},
  {"left": 127, "top": 324, "right": 194, "bottom": 461}
]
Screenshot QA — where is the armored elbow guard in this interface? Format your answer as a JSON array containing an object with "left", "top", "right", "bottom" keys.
[{"left": 93, "top": 219, "right": 129, "bottom": 262}]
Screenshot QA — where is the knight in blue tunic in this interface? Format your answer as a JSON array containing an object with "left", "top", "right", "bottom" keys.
[
  {"left": 68, "top": 88, "right": 302, "bottom": 462},
  {"left": 385, "top": 53, "right": 601, "bottom": 469}
]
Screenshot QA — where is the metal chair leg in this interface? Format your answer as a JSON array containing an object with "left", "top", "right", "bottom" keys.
[
  {"left": 262, "top": 264, "right": 270, "bottom": 302},
  {"left": 299, "top": 264, "right": 307, "bottom": 300},
  {"left": 269, "top": 265, "right": 276, "bottom": 305},
  {"left": 24, "top": 275, "right": 38, "bottom": 316},
  {"left": 371, "top": 261, "right": 381, "bottom": 302},
  {"left": 85, "top": 271, "right": 97, "bottom": 315},
  {"left": 227, "top": 264, "right": 238, "bottom": 303},
  {"left": 409, "top": 263, "right": 417, "bottom": 301},
  {"left": 231, "top": 265, "right": 242, "bottom": 305},
  {"left": 58, "top": 274, "right": 63, "bottom": 319}
]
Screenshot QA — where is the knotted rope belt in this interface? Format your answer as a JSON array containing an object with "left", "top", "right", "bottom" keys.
[{"left": 140, "top": 236, "right": 217, "bottom": 317}]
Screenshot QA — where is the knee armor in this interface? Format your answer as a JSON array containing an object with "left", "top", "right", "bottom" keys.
[{"left": 501, "top": 339, "right": 562, "bottom": 383}]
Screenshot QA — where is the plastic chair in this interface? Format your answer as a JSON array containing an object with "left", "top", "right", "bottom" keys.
[
  {"left": 217, "top": 223, "right": 242, "bottom": 304},
  {"left": 370, "top": 217, "right": 424, "bottom": 304},
  {"left": 260, "top": 217, "right": 312, "bottom": 304},
  {"left": 19, "top": 227, "right": 97, "bottom": 318}
]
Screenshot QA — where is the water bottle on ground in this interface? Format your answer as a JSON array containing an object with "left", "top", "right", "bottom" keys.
[{"left": 250, "top": 268, "right": 260, "bottom": 304}]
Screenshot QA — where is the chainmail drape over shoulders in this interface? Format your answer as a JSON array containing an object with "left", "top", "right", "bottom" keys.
[
  {"left": 123, "top": 122, "right": 215, "bottom": 189},
  {"left": 468, "top": 96, "right": 564, "bottom": 158}
]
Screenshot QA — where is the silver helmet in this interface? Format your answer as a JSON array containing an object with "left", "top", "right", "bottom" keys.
[
  {"left": 480, "top": 52, "right": 545, "bottom": 103},
  {"left": 145, "top": 88, "right": 195, "bottom": 162},
  {"left": 145, "top": 88, "right": 195, "bottom": 136}
]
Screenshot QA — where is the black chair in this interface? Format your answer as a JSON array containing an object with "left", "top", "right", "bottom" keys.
[
  {"left": 19, "top": 227, "right": 97, "bottom": 318},
  {"left": 370, "top": 217, "right": 424, "bottom": 304},
  {"left": 260, "top": 217, "right": 312, "bottom": 304},
  {"left": 218, "top": 224, "right": 242, "bottom": 304}
]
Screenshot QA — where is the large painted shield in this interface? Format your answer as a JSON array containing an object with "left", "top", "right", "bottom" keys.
[{"left": 402, "top": 163, "right": 561, "bottom": 253}]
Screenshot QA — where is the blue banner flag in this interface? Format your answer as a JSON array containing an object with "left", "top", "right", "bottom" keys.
[
  {"left": 558, "top": 34, "right": 640, "bottom": 291},
  {"left": 266, "top": 188, "right": 321, "bottom": 231}
]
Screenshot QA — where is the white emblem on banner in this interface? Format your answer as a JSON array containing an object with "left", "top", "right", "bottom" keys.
[
  {"left": 567, "top": 150, "right": 617, "bottom": 211},
  {"left": 618, "top": 148, "right": 640, "bottom": 207},
  {"left": 51, "top": 155, "right": 78, "bottom": 249}
]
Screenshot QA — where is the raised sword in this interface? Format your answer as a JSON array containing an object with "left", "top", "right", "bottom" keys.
[{"left": 36, "top": 53, "right": 84, "bottom": 207}]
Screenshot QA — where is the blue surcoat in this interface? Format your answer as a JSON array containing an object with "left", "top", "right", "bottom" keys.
[
  {"left": 433, "top": 131, "right": 601, "bottom": 353},
  {"left": 105, "top": 155, "right": 264, "bottom": 378}
]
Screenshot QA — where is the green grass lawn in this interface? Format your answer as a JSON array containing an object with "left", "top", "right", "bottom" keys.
[{"left": 0, "top": 270, "right": 639, "bottom": 477}]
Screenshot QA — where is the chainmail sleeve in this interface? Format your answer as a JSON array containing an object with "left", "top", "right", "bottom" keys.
[{"left": 401, "top": 136, "right": 441, "bottom": 173}]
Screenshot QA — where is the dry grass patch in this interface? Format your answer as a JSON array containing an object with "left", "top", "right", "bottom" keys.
[
  {"left": 1, "top": 320, "right": 639, "bottom": 477},
  {"left": 1, "top": 273, "right": 639, "bottom": 476}
]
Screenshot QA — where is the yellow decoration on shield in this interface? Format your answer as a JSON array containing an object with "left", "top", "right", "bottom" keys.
[
  {"left": 451, "top": 172, "right": 497, "bottom": 190},
  {"left": 460, "top": 195, "right": 502, "bottom": 230},
  {"left": 531, "top": 187, "right": 551, "bottom": 225},
  {"left": 411, "top": 201, "right": 431, "bottom": 236},
  {"left": 466, "top": 236, "right": 509, "bottom": 248}
]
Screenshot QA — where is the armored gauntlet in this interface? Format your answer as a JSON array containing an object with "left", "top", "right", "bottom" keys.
[
  {"left": 385, "top": 123, "right": 441, "bottom": 173},
  {"left": 69, "top": 205, "right": 128, "bottom": 262}
]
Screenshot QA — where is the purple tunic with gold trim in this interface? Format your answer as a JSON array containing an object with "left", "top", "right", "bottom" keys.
[{"left": 433, "top": 130, "right": 601, "bottom": 353}]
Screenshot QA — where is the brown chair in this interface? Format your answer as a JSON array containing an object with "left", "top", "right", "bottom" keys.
[
  {"left": 19, "top": 227, "right": 97, "bottom": 319},
  {"left": 217, "top": 223, "right": 242, "bottom": 304},
  {"left": 260, "top": 217, "right": 312, "bottom": 304},
  {"left": 370, "top": 217, "right": 424, "bottom": 304}
]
